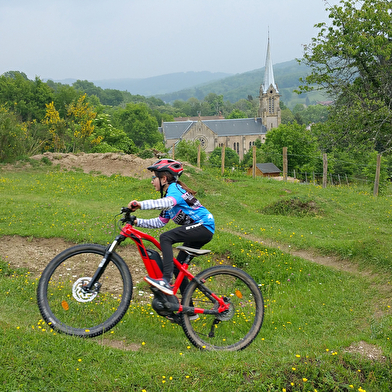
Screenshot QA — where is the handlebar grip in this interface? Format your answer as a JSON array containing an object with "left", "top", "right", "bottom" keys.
[{"left": 131, "top": 201, "right": 138, "bottom": 208}]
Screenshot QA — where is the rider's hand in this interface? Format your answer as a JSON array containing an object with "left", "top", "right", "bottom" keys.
[{"left": 128, "top": 200, "right": 140, "bottom": 212}]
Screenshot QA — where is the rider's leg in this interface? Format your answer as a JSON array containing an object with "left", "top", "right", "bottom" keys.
[{"left": 159, "top": 224, "right": 213, "bottom": 284}]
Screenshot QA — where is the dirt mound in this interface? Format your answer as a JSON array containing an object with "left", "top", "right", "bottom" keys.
[{"left": 30, "top": 152, "right": 158, "bottom": 179}]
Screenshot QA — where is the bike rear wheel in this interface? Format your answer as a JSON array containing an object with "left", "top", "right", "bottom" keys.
[
  {"left": 37, "top": 244, "right": 133, "bottom": 337},
  {"left": 181, "top": 265, "right": 264, "bottom": 351}
]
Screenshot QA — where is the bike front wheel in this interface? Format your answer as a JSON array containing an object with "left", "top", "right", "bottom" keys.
[
  {"left": 37, "top": 244, "right": 133, "bottom": 337},
  {"left": 181, "top": 266, "right": 264, "bottom": 351}
]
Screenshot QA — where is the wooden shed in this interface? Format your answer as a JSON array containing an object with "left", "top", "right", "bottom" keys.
[{"left": 247, "top": 163, "right": 281, "bottom": 177}]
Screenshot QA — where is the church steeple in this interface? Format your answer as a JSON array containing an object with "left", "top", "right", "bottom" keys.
[
  {"left": 262, "top": 32, "right": 278, "bottom": 93},
  {"left": 258, "top": 33, "right": 281, "bottom": 131}
]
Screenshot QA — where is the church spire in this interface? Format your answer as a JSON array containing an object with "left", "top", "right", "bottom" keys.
[{"left": 263, "top": 32, "right": 278, "bottom": 93}]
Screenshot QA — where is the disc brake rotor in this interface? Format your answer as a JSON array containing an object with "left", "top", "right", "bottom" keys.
[{"left": 72, "top": 277, "right": 98, "bottom": 303}]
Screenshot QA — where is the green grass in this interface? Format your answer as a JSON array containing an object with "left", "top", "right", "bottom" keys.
[{"left": 0, "top": 164, "right": 391, "bottom": 391}]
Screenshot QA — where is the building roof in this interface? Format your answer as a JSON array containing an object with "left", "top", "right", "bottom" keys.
[
  {"left": 161, "top": 117, "right": 267, "bottom": 140},
  {"left": 254, "top": 163, "right": 281, "bottom": 173}
]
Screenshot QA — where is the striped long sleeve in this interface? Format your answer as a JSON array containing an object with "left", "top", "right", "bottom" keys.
[
  {"left": 140, "top": 197, "right": 175, "bottom": 210},
  {"left": 136, "top": 197, "right": 175, "bottom": 229},
  {"left": 136, "top": 217, "right": 166, "bottom": 229}
]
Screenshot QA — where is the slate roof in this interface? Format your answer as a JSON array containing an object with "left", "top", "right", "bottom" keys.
[
  {"left": 161, "top": 118, "right": 267, "bottom": 140},
  {"left": 255, "top": 163, "right": 281, "bottom": 173}
]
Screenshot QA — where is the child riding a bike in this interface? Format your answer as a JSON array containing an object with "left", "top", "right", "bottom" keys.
[{"left": 128, "top": 159, "right": 215, "bottom": 295}]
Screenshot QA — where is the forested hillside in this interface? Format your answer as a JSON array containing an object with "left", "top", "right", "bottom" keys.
[{"left": 156, "top": 60, "right": 328, "bottom": 108}]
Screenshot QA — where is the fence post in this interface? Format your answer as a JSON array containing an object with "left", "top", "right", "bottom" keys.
[
  {"left": 221, "top": 145, "right": 225, "bottom": 176},
  {"left": 323, "top": 153, "right": 328, "bottom": 188},
  {"left": 172, "top": 146, "right": 175, "bottom": 159},
  {"left": 197, "top": 144, "right": 201, "bottom": 169},
  {"left": 374, "top": 154, "right": 381, "bottom": 196},
  {"left": 252, "top": 145, "right": 256, "bottom": 178},
  {"left": 283, "top": 147, "right": 287, "bottom": 181}
]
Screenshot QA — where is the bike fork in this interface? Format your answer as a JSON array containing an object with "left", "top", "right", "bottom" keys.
[{"left": 84, "top": 235, "right": 125, "bottom": 292}]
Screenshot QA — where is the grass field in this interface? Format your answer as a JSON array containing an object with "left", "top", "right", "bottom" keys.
[{"left": 0, "top": 162, "right": 391, "bottom": 391}]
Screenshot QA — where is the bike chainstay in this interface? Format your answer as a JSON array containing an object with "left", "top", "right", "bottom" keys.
[{"left": 191, "top": 277, "right": 230, "bottom": 316}]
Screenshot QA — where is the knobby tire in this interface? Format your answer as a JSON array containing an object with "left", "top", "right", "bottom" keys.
[
  {"left": 37, "top": 244, "right": 133, "bottom": 338},
  {"left": 181, "top": 265, "right": 264, "bottom": 351}
]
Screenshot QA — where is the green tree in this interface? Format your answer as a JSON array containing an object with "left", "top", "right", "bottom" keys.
[
  {"left": 92, "top": 113, "right": 136, "bottom": 153},
  {"left": 0, "top": 106, "right": 25, "bottom": 161},
  {"left": 208, "top": 147, "right": 239, "bottom": 168},
  {"left": 262, "top": 122, "right": 321, "bottom": 173},
  {"left": 227, "top": 109, "right": 247, "bottom": 119},
  {"left": 175, "top": 139, "right": 206, "bottom": 166},
  {"left": 112, "top": 103, "right": 162, "bottom": 148},
  {"left": 0, "top": 72, "right": 54, "bottom": 122},
  {"left": 299, "top": 0, "right": 392, "bottom": 152},
  {"left": 203, "top": 93, "right": 224, "bottom": 116}
]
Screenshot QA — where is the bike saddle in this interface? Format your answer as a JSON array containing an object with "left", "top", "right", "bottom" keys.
[{"left": 176, "top": 246, "right": 210, "bottom": 256}]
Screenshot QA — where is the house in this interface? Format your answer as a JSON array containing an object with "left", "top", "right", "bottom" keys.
[{"left": 247, "top": 163, "right": 281, "bottom": 177}]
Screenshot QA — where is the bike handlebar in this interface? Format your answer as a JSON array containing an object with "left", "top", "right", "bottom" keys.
[{"left": 120, "top": 207, "right": 136, "bottom": 225}]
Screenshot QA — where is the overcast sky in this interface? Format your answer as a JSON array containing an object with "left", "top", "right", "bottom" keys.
[{"left": 0, "top": 0, "right": 340, "bottom": 81}]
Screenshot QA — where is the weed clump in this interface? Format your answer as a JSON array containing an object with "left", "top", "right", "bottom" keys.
[{"left": 260, "top": 196, "right": 321, "bottom": 217}]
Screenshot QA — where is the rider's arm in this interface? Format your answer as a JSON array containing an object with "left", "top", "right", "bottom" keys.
[
  {"left": 135, "top": 210, "right": 169, "bottom": 229},
  {"left": 139, "top": 197, "right": 175, "bottom": 210}
]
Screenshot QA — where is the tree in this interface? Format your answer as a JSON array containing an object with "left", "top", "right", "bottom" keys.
[
  {"left": 92, "top": 113, "right": 136, "bottom": 154},
  {"left": 175, "top": 139, "right": 206, "bottom": 166},
  {"left": 112, "top": 103, "right": 162, "bottom": 148},
  {"left": 67, "top": 94, "right": 98, "bottom": 152},
  {"left": 203, "top": 93, "right": 224, "bottom": 116},
  {"left": 0, "top": 106, "right": 25, "bottom": 161},
  {"left": 299, "top": 0, "right": 392, "bottom": 152},
  {"left": 261, "top": 122, "right": 321, "bottom": 173},
  {"left": 227, "top": 109, "right": 247, "bottom": 119},
  {"left": 0, "top": 73, "right": 54, "bottom": 122},
  {"left": 208, "top": 147, "right": 239, "bottom": 168}
]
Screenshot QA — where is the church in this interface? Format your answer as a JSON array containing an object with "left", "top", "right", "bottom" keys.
[{"left": 159, "top": 37, "right": 281, "bottom": 161}]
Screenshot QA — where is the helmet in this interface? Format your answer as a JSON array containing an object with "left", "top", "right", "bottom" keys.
[{"left": 147, "top": 159, "right": 183, "bottom": 178}]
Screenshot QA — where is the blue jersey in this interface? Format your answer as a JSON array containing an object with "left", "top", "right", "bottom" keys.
[{"left": 137, "top": 183, "right": 215, "bottom": 234}]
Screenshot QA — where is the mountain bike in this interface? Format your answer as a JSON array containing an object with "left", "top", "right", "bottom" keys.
[{"left": 37, "top": 207, "right": 264, "bottom": 351}]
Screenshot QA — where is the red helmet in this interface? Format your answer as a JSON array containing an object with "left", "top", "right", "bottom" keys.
[{"left": 147, "top": 159, "right": 183, "bottom": 178}]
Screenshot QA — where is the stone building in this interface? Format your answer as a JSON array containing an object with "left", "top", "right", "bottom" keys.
[{"left": 159, "top": 37, "right": 281, "bottom": 161}]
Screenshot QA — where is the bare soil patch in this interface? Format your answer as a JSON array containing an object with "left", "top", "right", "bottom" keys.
[
  {"left": 0, "top": 235, "right": 147, "bottom": 284},
  {"left": 344, "top": 341, "right": 386, "bottom": 362},
  {"left": 29, "top": 152, "right": 158, "bottom": 179}
]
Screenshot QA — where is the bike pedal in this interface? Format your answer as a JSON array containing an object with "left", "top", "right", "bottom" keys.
[{"left": 166, "top": 314, "right": 182, "bottom": 325}]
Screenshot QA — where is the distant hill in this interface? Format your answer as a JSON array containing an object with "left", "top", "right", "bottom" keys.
[
  {"left": 47, "top": 71, "right": 232, "bottom": 96},
  {"left": 155, "top": 60, "right": 328, "bottom": 109},
  {"left": 46, "top": 60, "right": 328, "bottom": 109}
]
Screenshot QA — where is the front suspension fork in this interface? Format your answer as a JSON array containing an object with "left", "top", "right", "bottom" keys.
[{"left": 84, "top": 235, "right": 125, "bottom": 292}]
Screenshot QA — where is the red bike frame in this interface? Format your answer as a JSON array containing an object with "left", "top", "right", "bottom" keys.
[{"left": 119, "top": 223, "right": 230, "bottom": 316}]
